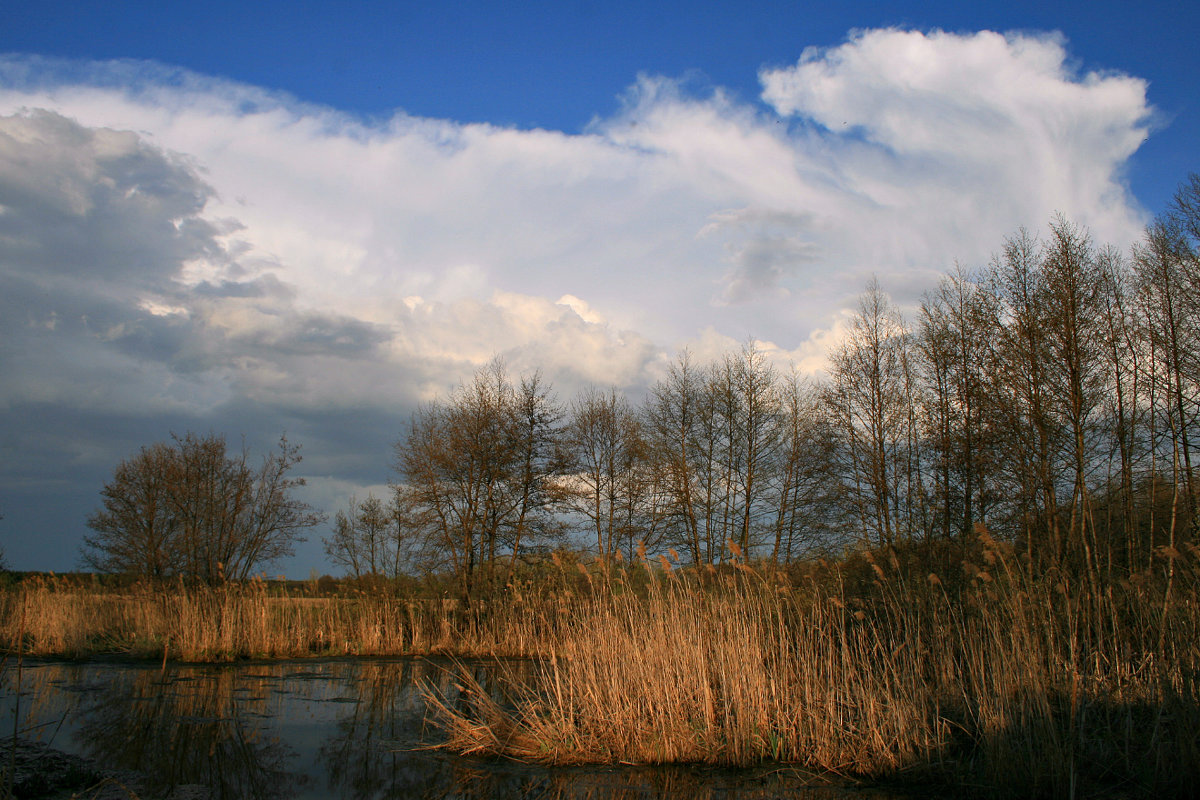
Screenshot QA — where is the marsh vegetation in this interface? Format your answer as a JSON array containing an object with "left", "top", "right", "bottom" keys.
[
  {"left": 3, "top": 532, "right": 1198, "bottom": 797},
  {"left": 4, "top": 175, "right": 1200, "bottom": 796}
]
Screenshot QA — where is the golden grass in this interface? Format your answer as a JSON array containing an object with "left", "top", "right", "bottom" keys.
[
  {"left": 0, "top": 577, "right": 553, "bottom": 661},
  {"left": 3, "top": 539, "right": 1198, "bottom": 795},
  {"left": 426, "top": 540, "right": 1200, "bottom": 797}
]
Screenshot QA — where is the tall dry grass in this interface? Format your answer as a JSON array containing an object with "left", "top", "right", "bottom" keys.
[
  {"left": 3, "top": 537, "right": 1197, "bottom": 794},
  {"left": 0, "top": 577, "right": 556, "bottom": 661},
  {"left": 427, "top": 537, "right": 1200, "bottom": 797}
]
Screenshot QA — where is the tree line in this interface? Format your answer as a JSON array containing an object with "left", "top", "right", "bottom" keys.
[
  {"left": 361, "top": 174, "right": 1200, "bottom": 599},
  {"left": 84, "top": 174, "right": 1200, "bottom": 594}
]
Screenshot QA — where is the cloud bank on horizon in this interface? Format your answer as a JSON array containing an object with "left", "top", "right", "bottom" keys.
[{"left": 0, "top": 27, "right": 1157, "bottom": 571}]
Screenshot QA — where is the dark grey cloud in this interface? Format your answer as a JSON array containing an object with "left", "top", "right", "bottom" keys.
[
  {"left": 0, "top": 110, "right": 395, "bottom": 410},
  {"left": 0, "top": 110, "right": 223, "bottom": 410},
  {"left": 192, "top": 276, "right": 292, "bottom": 299},
  {"left": 720, "top": 236, "right": 821, "bottom": 303},
  {"left": 0, "top": 110, "right": 410, "bottom": 573},
  {"left": 0, "top": 109, "right": 220, "bottom": 287},
  {"left": 222, "top": 309, "right": 391, "bottom": 358}
]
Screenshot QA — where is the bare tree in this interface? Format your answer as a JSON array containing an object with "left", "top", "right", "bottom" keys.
[
  {"left": 563, "top": 386, "right": 666, "bottom": 561},
  {"left": 233, "top": 435, "right": 326, "bottom": 580},
  {"left": 770, "top": 372, "right": 845, "bottom": 562},
  {"left": 916, "top": 266, "right": 998, "bottom": 545},
  {"left": 1095, "top": 244, "right": 1149, "bottom": 573},
  {"left": 1039, "top": 218, "right": 1107, "bottom": 572},
  {"left": 323, "top": 494, "right": 395, "bottom": 580},
  {"left": 565, "top": 386, "right": 637, "bottom": 559},
  {"left": 989, "top": 229, "right": 1064, "bottom": 565},
  {"left": 644, "top": 351, "right": 707, "bottom": 564},
  {"left": 823, "top": 280, "right": 913, "bottom": 547},
  {"left": 504, "top": 371, "right": 568, "bottom": 580},
  {"left": 83, "top": 433, "right": 323, "bottom": 581},
  {"left": 710, "top": 343, "right": 783, "bottom": 559},
  {"left": 83, "top": 441, "right": 179, "bottom": 578},
  {"left": 393, "top": 360, "right": 564, "bottom": 601},
  {"left": 1136, "top": 218, "right": 1199, "bottom": 529}
]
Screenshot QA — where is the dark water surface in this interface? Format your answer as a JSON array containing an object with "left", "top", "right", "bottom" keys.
[{"left": 0, "top": 658, "right": 913, "bottom": 799}]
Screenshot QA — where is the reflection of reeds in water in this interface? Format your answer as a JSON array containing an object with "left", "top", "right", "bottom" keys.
[
  {"left": 427, "top": 542, "right": 1200, "bottom": 797},
  {"left": 428, "top": 760, "right": 851, "bottom": 800},
  {"left": 3, "top": 658, "right": 569, "bottom": 800},
  {"left": 0, "top": 578, "right": 550, "bottom": 661}
]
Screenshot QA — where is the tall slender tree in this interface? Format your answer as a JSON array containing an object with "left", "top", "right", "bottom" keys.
[{"left": 824, "top": 280, "right": 912, "bottom": 547}]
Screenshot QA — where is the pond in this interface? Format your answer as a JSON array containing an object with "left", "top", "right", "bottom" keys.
[{"left": 0, "top": 658, "right": 914, "bottom": 799}]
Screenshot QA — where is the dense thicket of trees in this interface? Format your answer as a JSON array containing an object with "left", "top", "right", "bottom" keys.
[
  {"left": 383, "top": 173, "right": 1200, "bottom": 599},
  {"left": 83, "top": 433, "right": 324, "bottom": 581}
]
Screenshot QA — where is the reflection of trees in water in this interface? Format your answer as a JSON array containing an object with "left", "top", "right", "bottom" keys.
[
  {"left": 319, "top": 658, "right": 463, "bottom": 798},
  {"left": 70, "top": 667, "right": 302, "bottom": 799}
]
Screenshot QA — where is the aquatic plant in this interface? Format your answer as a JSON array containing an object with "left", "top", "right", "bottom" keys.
[{"left": 426, "top": 537, "right": 1200, "bottom": 797}]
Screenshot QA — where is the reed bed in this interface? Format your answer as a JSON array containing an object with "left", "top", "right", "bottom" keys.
[
  {"left": 0, "top": 577, "right": 557, "bottom": 661},
  {"left": 427, "top": 539, "right": 1200, "bottom": 797},
  {"left": 3, "top": 538, "right": 1197, "bottom": 794}
]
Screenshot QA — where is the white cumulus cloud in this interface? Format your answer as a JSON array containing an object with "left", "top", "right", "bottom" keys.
[
  {"left": 0, "top": 32, "right": 1152, "bottom": 414},
  {"left": 0, "top": 30, "right": 1159, "bottom": 572}
]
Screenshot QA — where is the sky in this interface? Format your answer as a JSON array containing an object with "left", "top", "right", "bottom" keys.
[{"left": 1, "top": 1, "right": 1196, "bottom": 576}]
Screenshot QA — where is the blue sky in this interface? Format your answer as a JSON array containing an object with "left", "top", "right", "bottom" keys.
[{"left": 1, "top": 1, "right": 1196, "bottom": 575}]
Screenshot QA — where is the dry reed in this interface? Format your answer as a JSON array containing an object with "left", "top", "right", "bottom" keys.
[
  {"left": 0, "top": 577, "right": 553, "bottom": 661},
  {"left": 426, "top": 540, "right": 1200, "bottom": 797},
  {"left": 3, "top": 540, "right": 1197, "bottom": 795}
]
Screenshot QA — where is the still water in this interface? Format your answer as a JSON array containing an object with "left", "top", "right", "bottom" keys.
[{"left": 1, "top": 658, "right": 910, "bottom": 799}]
